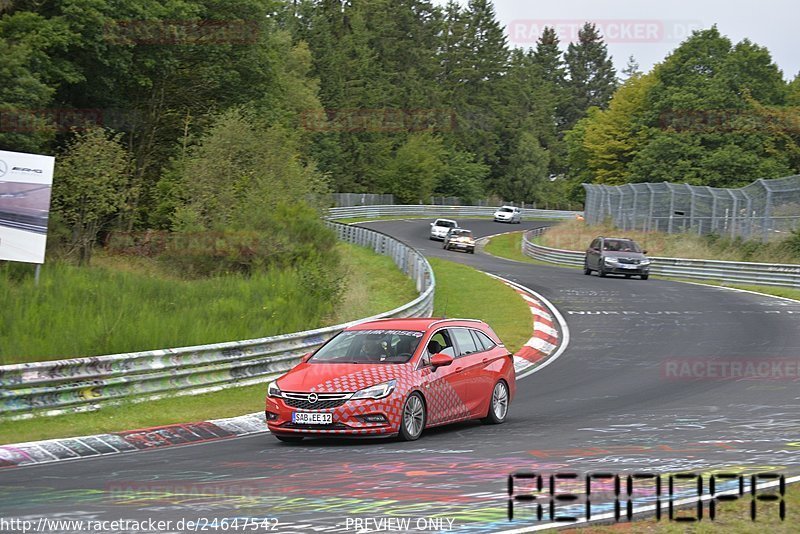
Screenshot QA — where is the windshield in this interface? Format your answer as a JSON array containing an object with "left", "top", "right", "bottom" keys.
[
  {"left": 309, "top": 330, "right": 424, "bottom": 364},
  {"left": 436, "top": 220, "right": 456, "bottom": 228},
  {"left": 499, "top": 207, "right": 513, "bottom": 213},
  {"left": 603, "top": 239, "right": 642, "bottom": 253},
  {"left": 451, "top": 230, "right": 472, "bottom": 237}
]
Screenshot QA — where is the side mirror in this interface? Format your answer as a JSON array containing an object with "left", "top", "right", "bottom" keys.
[
  {"left": 430, "top": 222, "right": 435, "bottom": 227},
  {"left": 300, "top": 352, "right": 313, "bottom": 363},
  {"left": 431, "top": 353, "right": 454, "bottom": 368},
  {"left": 643, "top": 250, "right": 648, "bottom": 254}
]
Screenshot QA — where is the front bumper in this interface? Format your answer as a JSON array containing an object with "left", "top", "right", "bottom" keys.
[
  {"left": 431, "top": 232, "right": 448, "bottom": 240},
  {"left": 604, "top": 263, "right": 650, "bottom": 275},
  {"left": 265, "top": 395, "right": 401, "bottom": 437},
  {"left": 447, "top": 241, "right": 475, "bottom": 252}
]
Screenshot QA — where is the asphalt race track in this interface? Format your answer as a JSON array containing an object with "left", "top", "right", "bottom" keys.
[{"left": 1, "top": 218, "right": 799, "bottom": 532}]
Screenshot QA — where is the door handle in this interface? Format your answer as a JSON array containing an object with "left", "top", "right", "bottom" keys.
[
  {"left": 482, "top": 358, "right": 489, "bottom": 363},
  {"left": 455, "top": 367, "right": 464, "bottom": 373}
]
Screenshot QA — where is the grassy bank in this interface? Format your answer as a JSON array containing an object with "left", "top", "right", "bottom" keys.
[
  {"left": 0, "top": 256, "right": 532, "bottom": 444},
  {"left": 540, "top": 220, "right": 800, "bottom": 264},
  {"left": 483, "top": 232, "right": 541, "bottom": 265},
  {"left": 0, "top": 243, "right": 417, "bottom": 365},
  {"left": 429, "top": 257, "right": 531, "bottom": 353},
  {"left": 569, "top": 484, "right": 798, "bottom": 533}
]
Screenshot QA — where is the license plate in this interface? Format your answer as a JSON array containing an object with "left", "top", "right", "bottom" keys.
[
  {"left": 620, "top": 264, "right": 638, "bottom": 269},
  {"left": 292, "top": 412, "right": 332, "bottom": 424}
]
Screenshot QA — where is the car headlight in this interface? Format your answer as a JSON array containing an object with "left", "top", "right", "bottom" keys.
[
  {"left": 267, "top": 381, "right": 283, "bottom": 398},
  {"left": 350, "top": 379, "right": 397, "bottom": 400},
  {"left": 604, "top": 257, "right": 619, "bottom": 264},
  {"left": 640, "top": 259, "right": 651, "bottom": 265}
]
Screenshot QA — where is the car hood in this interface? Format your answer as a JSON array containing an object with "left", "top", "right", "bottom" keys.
[
  {"left": 603, "top": 251, "right": 647, "bottom": 259},
  {"left": 277, "top": 361, "right": 410, "bottom": 393}
]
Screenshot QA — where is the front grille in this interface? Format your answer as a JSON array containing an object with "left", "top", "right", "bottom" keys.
[
  {"left": 284, "top": 398, "right": 347, "bottom": 410},
  {"left": 618, "top": 258, "right": 640, "bottom": 264},
  {"left": 281, "top": 391, "right": 351, "bottom": 410}
]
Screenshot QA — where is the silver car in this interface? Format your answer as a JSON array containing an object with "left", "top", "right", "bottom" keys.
[{"left": 430, "top": 218, "right": 458, "bottom": 240}]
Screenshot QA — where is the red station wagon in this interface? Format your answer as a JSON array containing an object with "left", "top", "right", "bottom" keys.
[{"left": 265, "top": 317, "right": 516, "bottom": 442}]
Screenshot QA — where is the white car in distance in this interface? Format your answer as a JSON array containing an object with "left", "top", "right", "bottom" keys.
[
  {"left": 493, "top": 206, "right": 521, "bottom": 224},
  {"left": 430, "top": 218, "right": 458, "bottom": 240}
]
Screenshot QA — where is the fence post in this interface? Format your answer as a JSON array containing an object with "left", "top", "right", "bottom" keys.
[
  {"left": 667, "top": 182, "right": 675, "bottom": 234},
  {"left": 759, "top": 179, "right": 772, "bottom": 241}
]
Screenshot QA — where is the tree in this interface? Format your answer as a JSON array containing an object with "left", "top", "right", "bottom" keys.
[
  {"left": 563, "top": 22, "right": 617, "bottom": 129},
  {"left": 434, "top": 148, "right": 488, "bottom": 203},
  {"left": 379, "top": 133, "right": 445, "bottom": 204},
  {"left": 173, "top": 108, "right": 329, "bottom": 232},
  {"left": 51, "top": 128, "right": 130, "bottom": 265},
  {"left": 576, "top": 72, "right": 657, "bottom": 184},
  {"left": 621, "top": 55, "right": 641, "bottom": 80}
]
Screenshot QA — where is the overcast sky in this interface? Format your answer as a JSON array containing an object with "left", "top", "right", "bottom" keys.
[{"left": 437, "top": 0, "right": 799, "bottom": 80}]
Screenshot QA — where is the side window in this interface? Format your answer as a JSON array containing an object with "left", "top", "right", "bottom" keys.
[
  {"left": 452, "top": 328, "right": 478, "bottom": 357},
  {"left": 472, "top": 330, "right": 496, "bottom": 351},
  {"left": 590, "top": 239, "right": 600, "bottom": 250},
  {"left": 425, "top": 330, "right": 456, "bottom": 360}
]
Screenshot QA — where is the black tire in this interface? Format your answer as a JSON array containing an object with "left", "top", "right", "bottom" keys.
[
  {"left": 641, "top": 274, "right": 649, "bottom": 280},
  {"left": 399, "top": 392, "right": 426, "bottom": 441},
  {"left": 469, "top": 249, "right": 475, "bottom": 254},
  {"left": 583, "top": 260, "right": 591, "bottom": 275},
  {"left": 598, "top": 264, "right": 607, "bottom": 277},
  {"left": 625, "top": 274, "right": 632, "bottom": 279},
  {"left": 274, "top": 434, "right": 304, "bottom": 443},
  {"left": 482, "top": 380, "right": 509, "bottom": 424},
  {"left": 443, "top": 243, "right": 448, "bottom": 250}
]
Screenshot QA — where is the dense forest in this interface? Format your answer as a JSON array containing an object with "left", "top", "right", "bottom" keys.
[{"left": 2, "top": 0, "right": 799, "bottom": 258}]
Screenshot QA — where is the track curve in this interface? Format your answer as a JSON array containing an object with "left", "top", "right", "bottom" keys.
[{"left": 1, "top": 218, "right": 799, "bottom": 533}]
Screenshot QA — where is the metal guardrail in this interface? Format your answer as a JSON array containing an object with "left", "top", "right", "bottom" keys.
[
  {"left": 522, "top": 228, "right": 800, "bottom": 289},
  {"left": 327, "top": 204, "right": 583, "bottom": 220},
  {"left": 0, "top": 223, "right": 435, "bottom": 420}
]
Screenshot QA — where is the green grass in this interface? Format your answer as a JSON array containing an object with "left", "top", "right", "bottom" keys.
[
  {"left": 430, "top": 257, "right": 532, "bottom": 353},
  {"left": 0, "top": 255, "right": 533, "bottom": 444},
  {"left": 483, "top": 231, "right": 581, "bottom": 269},
  {"left": 483, "top": 231, "right": 541, "bottom": 265},
  {"left": 542, "top": 220, "right": 800, "bottom": 264},
  {"left": 0, "top": 243, "right": 416, "bottom": 365},
  {"left": 0, "top": 384, "right": 267, "bottom": 445},
  {"left": 570, "top": 484, "right": 798, "bottom": 533}
]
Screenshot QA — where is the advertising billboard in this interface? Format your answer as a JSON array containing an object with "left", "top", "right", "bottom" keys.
[{"left": 0, "top": 149, "right": 56, "bottom": 264}]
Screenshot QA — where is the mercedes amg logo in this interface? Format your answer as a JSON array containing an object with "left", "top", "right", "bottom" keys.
[
  {"left": 0, "top": 160, "right": 7, "bottom": 178},
  {"left": 307, "top": 393, "right": 318, "bottom": 404}
]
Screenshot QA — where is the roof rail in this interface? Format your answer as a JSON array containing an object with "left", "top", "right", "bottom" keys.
[{"left": 428, "top": 318, "right": 484, "bottom": 328}]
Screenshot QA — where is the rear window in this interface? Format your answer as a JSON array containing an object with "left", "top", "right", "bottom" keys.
[
  {"left": 472, "top": 330, "right": 496, "bottom": 351},
  {"left": 436, "top": 220, "right": 456, "bottom": 228}
]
